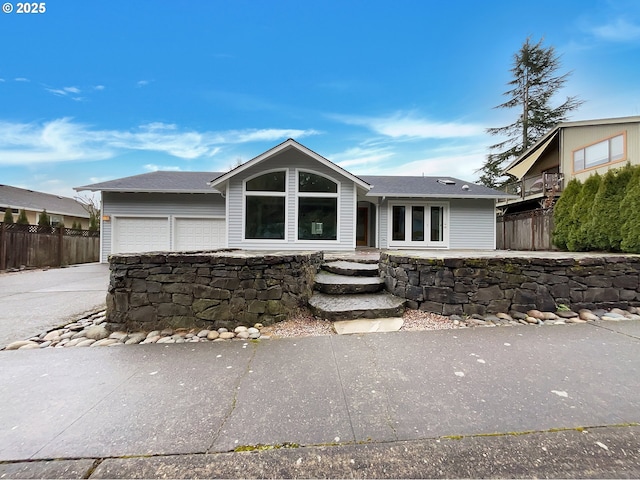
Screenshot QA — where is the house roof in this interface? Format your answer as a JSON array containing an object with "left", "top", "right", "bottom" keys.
[
  {"left": 208, "top": 138, "right": 371, "bottom": 191},
  {"left": 360, "top": 176, "right": 513, "bottom": 199},
  {"left": 503, "top": 115, "right": 640, "bottom": 176},
  {"left": 0, "top": 184, "right": 90, "bottom": 218},
  {"left": 75, "top": 171, "right": 224, "bottom": 194}
]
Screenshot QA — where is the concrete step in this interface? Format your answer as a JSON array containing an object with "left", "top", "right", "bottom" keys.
[
  {"left": 333, "top": 317, "right": 404, "bottom": 335},
  {"left": 314, "top": 271, "right": 384, "bottom": 294},
  {"left": 308, "top": 292, "right": 405, "bottom": 321},
  {"left": 322, "top": 260, "right": 379, "bottom": 277}
]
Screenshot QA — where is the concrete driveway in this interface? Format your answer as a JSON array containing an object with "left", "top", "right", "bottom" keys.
[{"left": 0, "top": 263, "right": 109, "bottom": 348}]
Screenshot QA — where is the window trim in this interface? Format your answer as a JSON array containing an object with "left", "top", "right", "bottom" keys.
[
  {"left": 294, "top": 169, "right": 341, "bottom": 243},
  {"left": 242, "top": 169, "right": 288, "bottom": 243},
  {"left": 387, "top": 201, "right": 449, "bottom": 248},
  {"left": 572, "top": 131, "right": 627, "bottom": 174}
]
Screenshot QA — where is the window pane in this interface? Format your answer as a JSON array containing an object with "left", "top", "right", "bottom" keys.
[
  {"left": 610, "top": 134, "right": 624, "bottom": 161},
  {"left": 430, "top": 206, "right": 443, "bottom": 242},
  {"left": 246, "top": 171, "right": 286, "bottom": 192},
  {"left": 245, "top": 196, "right": 285, "bottom": 239},
  {"left": 585, "top": 140, "right": 609, "bottom": 168},
  {"left": 573, "top": 149, "right": 585, "bottom": 171},
  {"left": 298, "top": 197, "right": 337, "bottom": 240},
  {"left": 392, "top": 206, "right": 405, "bottom": 241},
  {"left": 298, "top": 172, "right": 337, "bottom": 193},
  {"left": 411, "top": 206, "right": 424, "bottom": 241}
]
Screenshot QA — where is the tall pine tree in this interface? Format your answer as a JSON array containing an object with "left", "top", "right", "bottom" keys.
[{"left": 479, "top": 37, "right": 582, "bottom": 188}]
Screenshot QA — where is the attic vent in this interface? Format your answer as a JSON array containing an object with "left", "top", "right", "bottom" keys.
[
  {"left": 461, "top": 184, "right": 470, "bottom": 191},
  {"left": 437, "top": 179, "right": 455, "bottom": 185}
]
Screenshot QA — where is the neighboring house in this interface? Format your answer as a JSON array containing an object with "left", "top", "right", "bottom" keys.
[
  {"left": 0, "top": 184, "right": 91, "bottom": 228},
  {"left": 498, "top": 115, "right": 640, "bottom": 213},
  {"left": 76, "top": 139, "right": 512, "bottom": 262}
]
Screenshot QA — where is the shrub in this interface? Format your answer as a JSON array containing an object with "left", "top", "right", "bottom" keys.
[
  {"left": 566, "top": 173, "right": 601, "bottom": 251},
  {"left": 552, "top": 178, "right": 581, "bottom": 250},
  {"left": 16, "top": 209, "right": 29, "bottom": 225},
  {"left": 620, "top": 166, "right": 640, "bottom": 253},
  {"left": 589, "top": 164, "right": 634, "bottom": 251},
  {"left": 38, "top": 209, "right": 51, "bottom": 227},
  {"left": 3, "top": 208, "right": 14, "bottom": 224}
]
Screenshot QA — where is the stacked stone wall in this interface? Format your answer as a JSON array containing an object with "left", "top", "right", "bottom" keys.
[
  {"left": 106, "top": 250, "right": 322, "bottom": 332},
  {"left": 380, "top": 253, "right": 640, "bottom": 316}
]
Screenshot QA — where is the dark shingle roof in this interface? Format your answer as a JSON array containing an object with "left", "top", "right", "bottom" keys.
[
  {"left": 0, "top": 185, "right": 90, "bottom": 217},
  {"left": 74, "top": 171, "right": 512, "bottom": 199},
  {"left": 360, "top": 175, "right": 512, "bottom": 199},
  {"left": 75, "top": 171, "right": 224, "bottom": 193}
]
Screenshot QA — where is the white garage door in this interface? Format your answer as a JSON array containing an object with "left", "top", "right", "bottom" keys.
[
  {"left": 114, "top": 217, "right": 169, "bottom": 254},
  {"left": 174, "top": 218, "right": 225, "bottom": 251}
]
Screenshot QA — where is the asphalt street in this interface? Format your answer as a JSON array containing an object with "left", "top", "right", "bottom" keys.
[
  {"left": 0, "top": 263, "right": 109, "bottom": 349},
  {"left": 1, "top": 319, "right": 639, "bottom": 478}
]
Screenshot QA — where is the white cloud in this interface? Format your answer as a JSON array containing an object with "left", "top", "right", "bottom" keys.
[
  {"left": 94, "top": 85, "right": 105, "bottom": 91},
  {"left": 15, "top": 77, "right": 29, "bottom": 82},
  {"left": 0, "top": 78, "right": 5, "bottom": 82},
  {"left": 0, "top": 118, "right": 321, "bottom": 166},
  {"left": 331, "top": 146, "right": 395, "bottom": 168},
  {"left": 334, "top": 112, "right": 484, "bottom": 139},
  {"left": 64, "top": 86, "right": 81, "bottom": 94},
  {"left": 137, "top": 80, "right": 151, "bottom": 87},
  {"left": 590, "top": 18, "right": 640, "bottom": 42},
  {"left": 144, "top": 164, "right": 182, "bottom": 172}
]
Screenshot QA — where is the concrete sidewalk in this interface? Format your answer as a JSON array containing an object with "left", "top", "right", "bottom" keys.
[
  {"left": 0, "top": 263, "right": 109, "bottom": 348},
  {"left": 1, "top": 320, "right": 639, "bottom": 477}
]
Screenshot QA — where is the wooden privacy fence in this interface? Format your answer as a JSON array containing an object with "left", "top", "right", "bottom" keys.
[
  {"left": 0, "top": 222, "right": 100, "bottom": 270},
  {"left": 497, "top": 208, "right": 556, "bottom": 251}
]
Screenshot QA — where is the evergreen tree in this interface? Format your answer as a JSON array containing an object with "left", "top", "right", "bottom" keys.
[
  {"left": 552, "top": 178, "right": 582, "bottom": 250},
  {"left": 88, "top": 213, "right": 99, "bottom": 232},
  {"left": 589, "top": 164, "right": 634, "bottom": 251},
  {"left": 3, "top": 208, "right": 14, "bottom": 224},
  {"left": 479, "top": 37, "right": 582, "bottom": 188},
  {"left": 38, "top": 209, "right": 51, "bottom": 227},
  {"left": 620, "top": 166, "right": 640, "bottom": 253},
  {"left": 566, "top": 173, "right": 601, "bottom": 251},
  {"left": 16, "top": 209, "right": 29, "bottom": 225}
]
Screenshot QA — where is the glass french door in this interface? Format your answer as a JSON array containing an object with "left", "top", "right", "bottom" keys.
[{"left": 390, "top": 203, "right": 446, "bottom": 247}]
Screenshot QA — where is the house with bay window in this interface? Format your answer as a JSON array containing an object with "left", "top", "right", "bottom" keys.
[{"left": 76, "top": 139, "right": 511, "bottom": 262}]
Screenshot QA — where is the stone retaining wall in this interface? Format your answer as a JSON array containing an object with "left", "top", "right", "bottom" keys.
[
  {"left": 106, "top": 250, "right": 322, "bottom": 332},
  {"left": 380, "top": 253, "right": 640, "bottom": 316}
]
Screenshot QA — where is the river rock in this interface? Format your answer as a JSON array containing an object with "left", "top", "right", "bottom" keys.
[
  {"left": 5, "top": 340, "right": 38, "bottom": 350},
  {"left": 206, "top": 331, "right": 220, "bottom": 340},
  {"left": 85, "top": 325, "right": 109, "bottom": 340}
]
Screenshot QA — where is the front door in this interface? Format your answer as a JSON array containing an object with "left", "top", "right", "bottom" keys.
[{"left": 356, "top": 206, "right": 368, "bottom": 246}]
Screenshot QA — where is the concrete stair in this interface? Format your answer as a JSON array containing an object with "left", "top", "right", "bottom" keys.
[{"left": 308, "top": 260, "right": 405, "bottom": 321}]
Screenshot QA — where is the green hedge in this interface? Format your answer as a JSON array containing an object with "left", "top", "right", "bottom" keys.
[{"left": 553, "top": 163, "right": 640, "bottom": 253}]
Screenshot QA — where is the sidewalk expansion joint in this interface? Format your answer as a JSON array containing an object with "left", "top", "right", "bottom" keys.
[
  {"left": 589, "top": 321, "right": 640, "bottom": 341},
  {"left": 207, "top": 341, "right": 258, "bottom": 452},
  {"left": 436, "top": 422, "right": 640, "bottom": 442},
  {"left": 329, "top": 336, "right": 357, "bottom": 444}
]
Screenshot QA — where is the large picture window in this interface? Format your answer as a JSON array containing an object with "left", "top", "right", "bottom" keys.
[
  {"left": 244, "top": 171, "right": 286, "bottom": 240},
  {"left": 573, "top": 133, "right": 626, "bottom": 172},
  {"left": 297, "top": 171, "right": 338, "bottom": 241}
]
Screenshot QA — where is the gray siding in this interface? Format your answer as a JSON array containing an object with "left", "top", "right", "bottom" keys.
[
  {"left": 226, "top": 148, "right": 358, "bottom": 250},
  {"left": 101, "top": 192, "right": 225, "bottom": 261},
  {"left": 449, "top": 199, "right": 495, "bottom": 249},
  {"left": 379, "top": 198, "right": 389, "bottom": 249}
]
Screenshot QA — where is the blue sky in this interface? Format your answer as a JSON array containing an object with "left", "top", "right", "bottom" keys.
[{"left": 1, "top": 0, "right": 640, "bottom": 200}]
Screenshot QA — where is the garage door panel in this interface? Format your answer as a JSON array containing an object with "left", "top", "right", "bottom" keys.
[
  {"left": 114, "top": 217, "right": 169, "bottom": 254},
  {"left": 175, "top": 218, "right": 225, "bottom": 251}
]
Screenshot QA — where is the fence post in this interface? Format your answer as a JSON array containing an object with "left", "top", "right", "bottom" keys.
[
  {"left": 57, "top": 226, "right": 64, "bottom": 267},
  {"left": 0, "top": 222, "right": 6, "bottom": 270}
]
